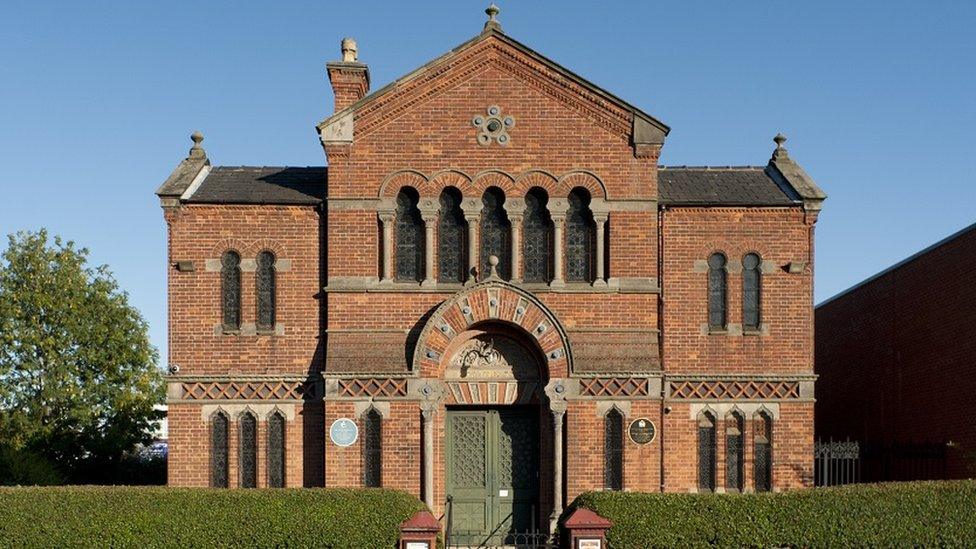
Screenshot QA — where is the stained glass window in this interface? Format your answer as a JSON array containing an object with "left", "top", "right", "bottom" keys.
[
  {"left": 708, "top": 253, "right": 727, "bottom": 330},
  {"left": 754, "top": 412, "right": 772, "bottom": 492},
  {"left": 604, "top": 408, "right": 624, "bottom": 490},
  {"left": 438, "top": 187, "right": 466, "bottom": 283},
  {"left": 221, "top": 251, "right": 241, "bottom": 330},
  {"left": 725, "top": 412, "right": 744, "bottom": 492},
  {"left": 395, "top": 188, "right": 424, "bottom": 282},
  {"left": 210, "top": 412, "right": 229, "bottom": 488},
  {"left": 479, "top": 187, "right": 511, "bottom": 280},
  {"left": 743, "top": 253, "right": 762, "bottom": 330},
  {"left": 522, "top": 188, "right": 553, "bottom": 283},
  {"left": 256, "top": 251, "right": 276, "bottom": 332},
  {"left": 267, "top": 412, "right": 286, "bottom": 488},
  {"left": 239, "top": 412, "right": 257, "bottom": 488},
  {"left": 698, "top": 411, "right": 716, "bottom": 492},
  {"left": 363, "top": 408, "right": 382, "bottom": 487},
  {"left": 567, "top": 188, "right": 596, "bottom": 282}
]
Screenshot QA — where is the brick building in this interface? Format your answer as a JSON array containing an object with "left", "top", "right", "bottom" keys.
[
  {"left": 157, "top": 7, "right": 825, "bottom": 539},
  {"left": 816, "top": 222, "right": 976, "bottom": 479}
]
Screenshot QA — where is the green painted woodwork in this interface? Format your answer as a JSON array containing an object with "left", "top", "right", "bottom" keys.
[{"left": 445, "top": 407, "right": 539, "bottom": 539}]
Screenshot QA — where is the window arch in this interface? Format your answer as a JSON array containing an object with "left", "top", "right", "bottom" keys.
[
  {"left": 210, "top": 411, "right": 229, "bottom": 488},
  {"left": 363, "top": 408, "right": 383, "bottom": 487},
  {"left": 743, "top": 253, "right": 762, "bottom": 331},
  {"left": 603, "top": 407, "right": 624, "bottom": 490},
  {"left": 479, "top": 187, "right": 511, "bottom": 280},
  {"left": 256, "top": 251, "right": 276, "bottom": 332},
  {"left": 566, "top": 188, "right": 596, "bottom": 282},
  {"left": 239, "top": 412, "right": 257, "bottom": 488},
  {"left": 267, "top": 411, "right": 286, "bottom": 488},
  {"left": 395, "top": 187, "right": 424, "bottom": 282},
  {"left": 221, "top": 251, "right": 242, "bottom": 330},
  {"left": 754, "top": 411, "right": 773, "bottom": 492},
  {"left": 725, "top": 411, "right": 744, "bottom": 492},
  {"left": 697, "top": 410, "right": 717, "bottom": 492},
  {"left": 438, "top": 187, "right": 467, "bottom": 283},
  {"left": 707, "top": 253, "right": 728, "bottom": 330},
  {"left": 523, "top": 187, "right": 553, "bottom": 283}
]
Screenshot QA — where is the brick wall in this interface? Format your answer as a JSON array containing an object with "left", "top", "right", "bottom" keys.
[{"left": 816, "top": 225, "right": 976, "bottom": 477}]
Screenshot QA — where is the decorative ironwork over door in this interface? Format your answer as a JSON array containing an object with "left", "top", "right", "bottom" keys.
[{"left": 446, "top": 407, "right": 539, "bottom": 547}]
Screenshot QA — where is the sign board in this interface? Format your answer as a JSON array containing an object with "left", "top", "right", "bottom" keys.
[
  {"left": 405, "top": 543, "right": 430, "bottom": 549},
  {"left": 329, "top": 418, "right": 359, "bottom": 447},
  {"left": 577, "top": 539, "right": 602, "bottom": 549},
  {"left": 629, "top": 418, "right": 656, "bottom": 445}
]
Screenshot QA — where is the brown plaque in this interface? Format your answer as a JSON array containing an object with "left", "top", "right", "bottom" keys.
[{"left": 629, "top": 418, "right": 656, "bottom": 444}]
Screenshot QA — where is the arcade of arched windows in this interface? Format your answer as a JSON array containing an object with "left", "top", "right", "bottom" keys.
[{"left": 379, "top": 185, "right": 609, "bottom": 287}]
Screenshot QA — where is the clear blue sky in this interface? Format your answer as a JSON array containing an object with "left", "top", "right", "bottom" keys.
[{"left": 1, "top": 1, "right": 974, "bottom": 366}]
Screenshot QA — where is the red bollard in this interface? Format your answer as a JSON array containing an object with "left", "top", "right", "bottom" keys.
[
  {"left": 398, "top": 510, "right": 441, "bottom": 549},
  {"left": 563, "top": 507, "right": 612, "bottom": 549}
]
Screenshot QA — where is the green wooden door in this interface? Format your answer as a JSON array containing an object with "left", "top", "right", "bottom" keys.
[{"left": 446, "top": 407, "right": 539, "bottom": 541}]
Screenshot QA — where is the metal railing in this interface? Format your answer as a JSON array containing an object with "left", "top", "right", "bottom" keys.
[{"left": 815, "top": 438, "right": 861, "bottom": 486}]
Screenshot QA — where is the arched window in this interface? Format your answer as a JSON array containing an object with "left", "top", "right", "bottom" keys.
[
  {"left": 239, "top": 412, "right": 257, "bottom": 488},
  {"left": 267, "top": 411, "right": 286, "bottom": 488},
  {"left": 438, "top": 187, "right": 466, "bottom": 283},
  {"left": 743, "top": 253, "right": 762, "bottom": 331},
  {"left": 479, "top": 187, "right": 511, "bottom": 280},
  {"left": 754, "top": 411, "right": 773, "bottom": 492},
  {"left": 395, "top": 187, "right": 424, "bottom": 282},
  {"left": 697, "top": 411, "right": 717, "bottom": 492},
  {"left": 523, "top": 188, "right": 553, "bottom": 283},
  {"left": 707, "top": 253, "right": 728, "bottom": 330},
  {"left": 603, "top": 407, "right": 624, "bottom": 490},
  {"left": 210, "top": 412, "right": 229, "bottom": 488},
  {"left": 221, "top": 251, "right": 242, "bottom": 330},
  {"left": 256, "top": 251, "right": 276, "bottom": 332},
  {"left": 725, "top": 411, "right": 744, "bottom": 492},
  {"left": 567, "top": 188, "right": 596, "bottom": 283},
  {"left": 363, "top": 408, "right": 383, "bottom": 487}
]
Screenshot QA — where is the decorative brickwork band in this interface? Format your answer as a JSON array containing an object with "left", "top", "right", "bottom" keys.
[
  {"left": 579, "top": 377, "right": 650, "bottom": 397},
  {"left": 669, "top": 379, "right": 800, "bottom": 400},
  {"left": 446, "top": 380, "right": 537, "bottom": 405},
  {"left": 337, "top": 378, "right": 409, "bottom": 398},
  {"left": 178, "top": 380, "right": 305, "bottom": 401}
]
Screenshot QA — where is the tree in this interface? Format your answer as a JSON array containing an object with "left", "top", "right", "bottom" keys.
[{"left": 0, "top": 229, "right": 163, "bottom": 482}]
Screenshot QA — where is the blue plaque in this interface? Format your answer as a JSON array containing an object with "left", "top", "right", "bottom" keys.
[{"left": 330, "top": 418, "right": 359, "bottom": 447}]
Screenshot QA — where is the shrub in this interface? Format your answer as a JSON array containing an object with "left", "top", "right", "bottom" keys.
[
  {"left": 571, "top": 481, "right": 976, "bottom": 548},
  {"left": 0, "top": 486, "right": 426, "bottom": 548},
  {"left": 0, "top": 446, "right": 63, "bottom": 486}
]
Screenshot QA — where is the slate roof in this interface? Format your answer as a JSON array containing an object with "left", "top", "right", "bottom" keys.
[
  {"left": 658, "top": 166, "right": 802, "bottom": 206},
  {"left": 186, "top": 167, "right": 327, "bottom": 205}
]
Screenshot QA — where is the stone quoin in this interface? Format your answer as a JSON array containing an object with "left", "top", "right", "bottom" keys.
[{"left": 156, "top": 4, "right": 825, "bottom": 540}]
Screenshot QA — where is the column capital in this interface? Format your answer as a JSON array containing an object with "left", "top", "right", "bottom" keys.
[
  {"left": 378, "top": 211, "right": 395, "bottom": 223},
  {"left": 460, "top": 197, "right": 483, "bottom": 217},
  {"left": 547, "top": 198, "right": 570, "bottom": 218},
  {"left": 590, "top": 197, "right": 611, "bottom": 218},
  {"left": 418, "top": 197, "right": 439, "bottom": 222},
  {"left": 503, "top": 197, "right": 526, "bottom": 218}
]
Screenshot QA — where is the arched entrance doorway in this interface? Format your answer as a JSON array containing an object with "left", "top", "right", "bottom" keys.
[{"left": 441, "top": 326, "right": 546, "bottom": 545}]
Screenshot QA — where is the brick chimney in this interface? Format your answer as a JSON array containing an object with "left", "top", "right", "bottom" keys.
[{"left": 326, "top": 37, "right": 370, "bottom": 113}]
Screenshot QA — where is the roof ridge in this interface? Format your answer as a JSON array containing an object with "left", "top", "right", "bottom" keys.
[{"left": 659, "top": 165, "right": 766, "bottom": 170}]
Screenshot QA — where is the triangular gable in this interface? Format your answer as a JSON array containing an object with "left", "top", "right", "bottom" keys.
[{"left": 317, "top": 28, "right": 669, "bottom": 147}]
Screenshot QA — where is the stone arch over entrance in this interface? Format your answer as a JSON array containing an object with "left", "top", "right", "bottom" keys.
[
  {"left": 441, "top": 323, "right": 547, "bottom": 405},
  {"left": 412, "top": 280, "right": 573, "bottom": 378}
]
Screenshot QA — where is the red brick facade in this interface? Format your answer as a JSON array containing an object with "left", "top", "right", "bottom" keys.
[
  {"left": 816, "top": 223, "right": 976, "bottom": 478},
  {"left": 157, "top": 15, "right": 823, "bottom": 534}
]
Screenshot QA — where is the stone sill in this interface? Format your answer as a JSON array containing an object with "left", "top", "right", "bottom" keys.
[{"left": 324, "top": 279, "right": 659, "bottom": 294}]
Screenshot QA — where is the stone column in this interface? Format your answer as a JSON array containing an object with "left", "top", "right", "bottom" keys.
[
  {"left": 591, "top": 199, "right": 610, "bottom": 288},
  {"left": 504, "top": 198, "right": 526, "bottom": 283},
  {"left": 547, "top": 198, "right": 569, "bottom": 288},
  {"left": 544, "top": 379, "right": 571, "bottom": 537},
  {"left": 378, "top": 210, "right": 395, "bottom": 284},
  {"left": 420, "top": 405, "right": 435, "bottom": 508},
  {"left": 419, "top": 199, "right": 439, "bottom": 287},
  {"left": 549, "top": 408, "right": 565, "bottom": 535},
  {"left": 460, "top": 198, "right": 483, "bottom": 284}
]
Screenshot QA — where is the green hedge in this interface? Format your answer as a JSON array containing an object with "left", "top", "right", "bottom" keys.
[
  {"left": 572, "top": 481, "right": 976, "bottom": 548},
  {"left": 0, "top": 486, "right": 426, "bottom": 548}
]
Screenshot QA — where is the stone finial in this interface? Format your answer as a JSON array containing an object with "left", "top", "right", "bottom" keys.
[
  {"left": 189, "top": 131, "right": 205, "bottom": 158},
  {"left": 772, "top": 133, "right": 789, "bottom": 160},
  {"left": 341, "top": 37, "right": 358, "bottom": 62},
  {"left": 484, "top": 3, "right": 502, "bottom": 32},
  {"left": 488, "top": 255, "right": 500, "bottom": 279}
]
